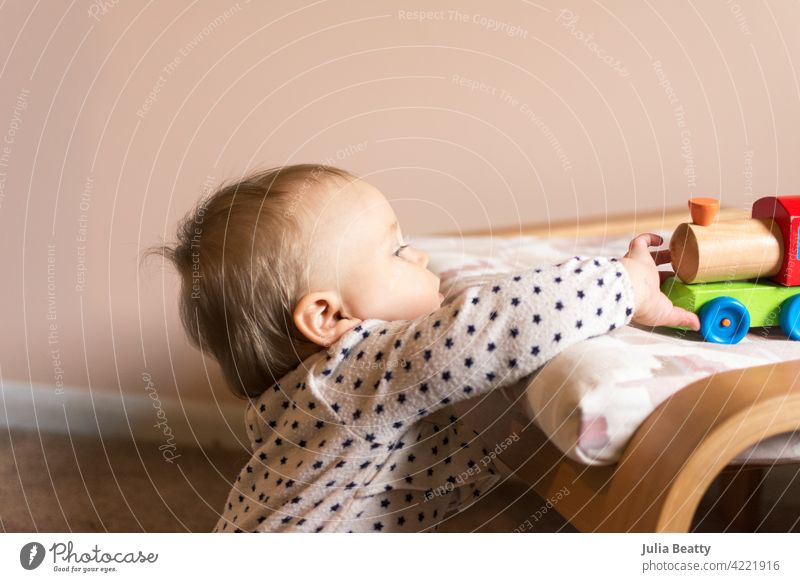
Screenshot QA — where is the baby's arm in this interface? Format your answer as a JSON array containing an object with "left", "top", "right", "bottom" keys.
[{"left": 316, "top": 256, "right": 634, "bottom": 436}]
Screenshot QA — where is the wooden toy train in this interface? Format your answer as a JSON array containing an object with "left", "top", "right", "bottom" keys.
[{"left": 662, "top": 195, "right": 800, "bottom": 344}]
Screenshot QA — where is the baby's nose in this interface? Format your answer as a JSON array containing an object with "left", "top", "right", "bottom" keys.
[{"left": 413, "top": 247, "right": 429, "bottom": 269}]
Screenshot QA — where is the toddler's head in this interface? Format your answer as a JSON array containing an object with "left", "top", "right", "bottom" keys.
[{"left": 153, "top": 164, "right": 443, "bottom": 398}]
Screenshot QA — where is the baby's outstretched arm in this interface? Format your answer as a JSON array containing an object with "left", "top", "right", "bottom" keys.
[{"left": 314, "top": 254, "right": 637, "bottom": 438}]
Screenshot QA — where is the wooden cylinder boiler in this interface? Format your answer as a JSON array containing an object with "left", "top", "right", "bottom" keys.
[{"left": 670, "top": 216, "right": 784, "bottom": 284}]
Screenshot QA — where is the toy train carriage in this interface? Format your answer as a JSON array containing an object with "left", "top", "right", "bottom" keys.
[{"left": 662, "top": 195, "right": 800, "bottom": 344}]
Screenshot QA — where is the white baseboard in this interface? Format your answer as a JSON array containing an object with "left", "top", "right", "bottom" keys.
[{"left": 0, "top": 380, "right": 248, "bottom": 451}]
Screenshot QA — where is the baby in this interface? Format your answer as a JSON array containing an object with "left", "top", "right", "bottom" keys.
[{"left": 156, "top": 163, "right": 700, "bottom": 532}]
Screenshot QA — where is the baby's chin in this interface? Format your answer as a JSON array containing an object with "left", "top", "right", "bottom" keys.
[
  {"left": 427, "top": 291, "right": 446, "bottom": 314},
  {"left": 397, "top": 293, "right": 446, "bottom": 321}
]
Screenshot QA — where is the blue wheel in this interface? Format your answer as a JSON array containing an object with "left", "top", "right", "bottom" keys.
[
  {"left": 779, "top": 294, "right": 800, "bottom": 340},
  {"left": 698, "top": 297, "right": 750, "bottom": 344}
]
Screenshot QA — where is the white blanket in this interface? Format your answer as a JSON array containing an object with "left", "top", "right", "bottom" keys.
[{"left": 416, "top": 233, "right": 800, "bottom": 466}]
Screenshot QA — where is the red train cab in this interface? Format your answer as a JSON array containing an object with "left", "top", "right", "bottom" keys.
[{"left": 752, "top": 195, "right": 800, "bottom": 286}]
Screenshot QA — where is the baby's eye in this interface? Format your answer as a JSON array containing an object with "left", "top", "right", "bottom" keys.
[
  {"left": 393, "top": 235, "right": 414, "bottom": 258},
  {"left": 393, "top": 236, "right": 413, "bottom": 257},
  {"left": 393, "top": 244, "right": 409, "bottom": 257}
]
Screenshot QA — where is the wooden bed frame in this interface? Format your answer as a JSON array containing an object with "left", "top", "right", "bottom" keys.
[{"left": 462, "top": 206, "right": 800, "bottom": 532}]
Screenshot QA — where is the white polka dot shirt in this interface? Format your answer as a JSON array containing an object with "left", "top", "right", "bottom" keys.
[{"left": 213, "top": 256, "right": 635, "bottom": 532}]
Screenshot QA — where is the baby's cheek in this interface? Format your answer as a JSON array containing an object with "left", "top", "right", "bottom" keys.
[
  {"left": 389, "top": 269, "right": 440, "bottom": 317},
  {"left": 346, "top": 271, "right": 399, "bottom": 319},
  {"left": 375, "top": 278, "right": 421, "bottom": 319},
  {"left": 346, "top": 261, "right": 440, "bottom": 320}
]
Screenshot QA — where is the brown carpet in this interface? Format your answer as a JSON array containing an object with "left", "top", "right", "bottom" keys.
[
  {"left": 1, "top": 429, "right": 797, "bottom": 532},
  {"left": 0, "top": 428, "right": 250, "bottom": 532}
]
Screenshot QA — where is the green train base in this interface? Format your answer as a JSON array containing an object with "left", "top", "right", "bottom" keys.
[{"left": 660, "top": 275, "right": 800, "bottom": 344}]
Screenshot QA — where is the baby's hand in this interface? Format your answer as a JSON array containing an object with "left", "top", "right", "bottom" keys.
[{"left": 619, "top": 233, "right": 701, "bottom": 332}]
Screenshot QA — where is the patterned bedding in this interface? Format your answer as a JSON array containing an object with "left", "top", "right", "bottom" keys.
[{"left": 416, "top": 232, "right": 800, "bottom": 466}]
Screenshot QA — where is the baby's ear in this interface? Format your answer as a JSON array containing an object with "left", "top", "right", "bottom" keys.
[{"left": 292, "top": 292, "right": 359, "bottom": 347}]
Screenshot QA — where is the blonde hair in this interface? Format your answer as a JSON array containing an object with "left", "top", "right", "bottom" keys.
[{"left": 146, "top": 163, "right": 356, "bottom": 399}]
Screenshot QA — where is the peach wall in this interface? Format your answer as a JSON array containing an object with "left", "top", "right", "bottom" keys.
[{"left": 1, "top": 0, "right": 798, "bottom": 403}]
